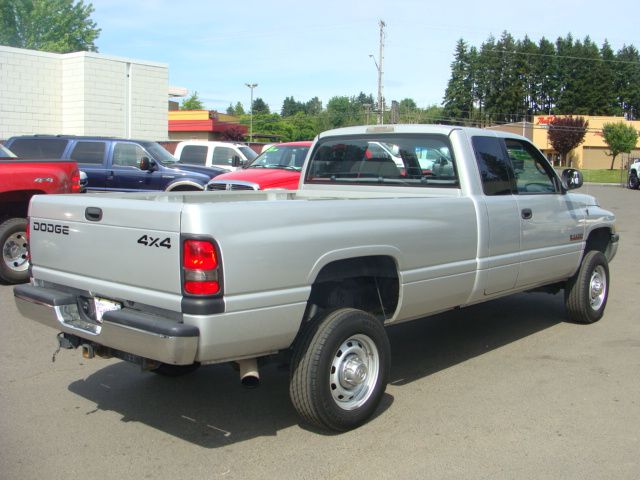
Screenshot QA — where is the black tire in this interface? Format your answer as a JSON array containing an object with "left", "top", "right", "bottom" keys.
[
  {"left": 289, "top": 308, "right": 390, "bottom": 432},
  {"left": 565, "top": 251, "right": 609, "bottom": 324},
  {"left": 0, "top": 217, "right": 30, "bottom": 284},
  {"left": 628, "top": 172, "right": 639, "bottom": 190},
  {"left": 151, "top": 362, "right": 200, "bottom": 377}
]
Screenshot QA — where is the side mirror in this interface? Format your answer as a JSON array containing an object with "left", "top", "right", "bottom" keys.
[
  {"left": 231, "top": 155, "right": 241, "bottom": 167},
  {"left": 139, "top": 156, "right": 155, "bottom": 172},
  {"left": 561, "top": 168, "right": 583, "bottom": 190}
]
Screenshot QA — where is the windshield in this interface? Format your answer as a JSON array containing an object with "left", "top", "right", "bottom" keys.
[
  {"left": 0, "top": 144, "right": 17, "bottom": 158},
  {"left": 248, "top": 144, "right": 310, "bottom": 171},
  {"left": 305, "top": 134, "right": 458, "bottom": 188},
  {"left": 239, "top": 146, "right": 258, "bottom": 161},
  {"left": 142, "top": 142, "right": 179, "bottom": 165}
]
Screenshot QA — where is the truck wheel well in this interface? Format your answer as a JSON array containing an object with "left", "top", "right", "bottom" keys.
[
  {"left": 306, "top": 256, "right": 399, "bottom": 324},
  {"left": 585, "top": 228, "right": 613, "bottom": 256}
]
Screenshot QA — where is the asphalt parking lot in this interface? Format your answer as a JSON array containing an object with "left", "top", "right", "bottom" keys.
[{"left": 1, "top": 184, "right": 638, "bottom": 480}]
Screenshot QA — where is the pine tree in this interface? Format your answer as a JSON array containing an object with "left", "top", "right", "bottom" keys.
[{"left": 443, "top": 39, "right": 473, "bottom": 123}]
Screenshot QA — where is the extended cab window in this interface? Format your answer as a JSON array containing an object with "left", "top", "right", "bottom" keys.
[
  {"left": 472, "top": 136, "right": 516, "bottom": 195},
  {"left": 9, "top": 138, "right": 68, "bottom": 158},
  {"left": 70, "top": 141, "right": 106, "bottom": 164},
  {"left": 505, "top": 139, "right": 558, "bottom": 194},
  {"left": 305, "top": 134, "right": 457, "bottom": 188},
  {"left": 180, "top": 145, "right": 207, "bottom": 165}
]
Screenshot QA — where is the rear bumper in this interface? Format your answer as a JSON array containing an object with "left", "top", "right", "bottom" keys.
[{"left": 14, "top": 284, "right": 199, "bottom": 365}]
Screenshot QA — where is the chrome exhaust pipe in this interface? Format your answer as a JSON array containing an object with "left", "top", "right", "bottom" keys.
[{"left": 237, "top": 358, "right": 260, "bottom": 388}]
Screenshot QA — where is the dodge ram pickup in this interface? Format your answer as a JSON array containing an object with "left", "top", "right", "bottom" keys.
[
  {"left": 1, "top": 144, "right": 82, "bottom": 283},
  {"left": 13, "top": 125, "right": 618, "bottom": 431}
]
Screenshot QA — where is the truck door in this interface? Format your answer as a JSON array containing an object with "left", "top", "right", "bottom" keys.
[
  {"left": 471, "top": 135, "right": 520, "bottom": 295},
  {"left": 69, "top": 141, "right": 108, "bottom": 191},
  {"left": 109, "top": 141, "right": 159, "bottom": 191},
  {"left": 505, "top": 138, "right": 584, "bottom": 288}
]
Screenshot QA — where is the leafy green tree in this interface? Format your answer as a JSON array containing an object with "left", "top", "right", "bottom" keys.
[
  {"left": 0, "top": 0, "right": 100, "bottom": 53},
  {"left": 287, "top": 112, "right": 321, "bottom": 140},
  {"left": 251, "top": 98, "right": 270, "bottom": 114},
  {"left": 594, "top": 41, "right": 619, "bottom": 116},
  {"left": 281, "top": 96, "right": 305, "bottom": 117},
  {"left": 326, "top": 96, "right": 359, "bottom": 128},
  {"left": 181, "top": 91, "right": 204, "bottom": 110},
  {"left": 602, "top": 122, "right": 639, "bottom": 169},
  {"left": 535, "top": 37, "right": 557, "bottom": 114},
  {"left": 547, "top": 116, "right": 589, "bottom": 167},
  {"left": 304, "top": 97, "right": 323, "bottom": 115}
]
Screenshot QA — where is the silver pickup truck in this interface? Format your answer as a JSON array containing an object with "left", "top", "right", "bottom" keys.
[{"left": 14, "top": 125, "right": 618, "bottom": 431}]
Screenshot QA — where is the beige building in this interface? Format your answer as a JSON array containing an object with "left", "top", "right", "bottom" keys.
[
  {"left": 0, "top": 45, "right": 169, "bottom": 140},
  {"left": 490, "top": 115, "right": 640, "bottom": 169}
]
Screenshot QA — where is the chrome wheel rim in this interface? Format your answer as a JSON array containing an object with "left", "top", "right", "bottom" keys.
[
  {"left": 329, "top": 334, "right": 379, "bottom": 411},
  {"left": 2, "top": 231, "right": 29, "bottom": 272},
  {"left": 589, "top": 265, "right": 607, "bottom": 311}
]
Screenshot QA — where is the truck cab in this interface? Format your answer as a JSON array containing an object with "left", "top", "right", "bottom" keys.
[{"left": 174, "top": 140, "right": 258, "bottom": 172}]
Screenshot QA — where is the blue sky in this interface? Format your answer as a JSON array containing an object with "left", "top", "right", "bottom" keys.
[{"left": 91, "top": 0, "right": 639, "bottom": 113}]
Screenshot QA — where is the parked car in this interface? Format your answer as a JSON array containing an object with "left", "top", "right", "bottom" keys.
[
  {"left": 5, "top": 135, "right": 226, "bottom": 192},
  {"left": 174, "top": 140, "right": 258, "bottom": 172},
  {"left": 207, "top": 141, "right": 312, "bottom": 191},
  {"left": 0, "top": 144, "right": 82, "bottom": 283}
]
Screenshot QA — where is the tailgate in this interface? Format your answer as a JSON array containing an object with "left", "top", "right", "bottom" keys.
[{"left": 28, "top": 194, "right": 183, "bottom": 301}]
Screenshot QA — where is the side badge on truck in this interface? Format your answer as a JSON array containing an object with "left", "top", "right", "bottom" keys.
[{"left": 137, "top": 235, "right": 171, "bottom": 249}]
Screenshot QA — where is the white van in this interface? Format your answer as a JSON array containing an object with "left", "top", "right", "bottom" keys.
[{"left": 174, "top": 140, "right": 258, "bottom": 172}]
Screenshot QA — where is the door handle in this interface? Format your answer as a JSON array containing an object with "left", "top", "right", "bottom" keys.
[{"left": 521, "top": 208, "right": 533, "bottom": 220}]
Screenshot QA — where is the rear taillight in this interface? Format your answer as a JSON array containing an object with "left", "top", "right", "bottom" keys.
[
  {"left": 182, "top": 239, "right": 221, "bottom": 295},
  {"left": 71, "top": 168, "right": 81, "bottom": 193}
]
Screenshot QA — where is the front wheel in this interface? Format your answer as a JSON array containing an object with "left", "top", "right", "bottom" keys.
[
  {"left": 0, "top": 218, "right": 30, "bottom": 284},
  {"left": 565, "top": 250, "right": 609, "bottom": 324},
  {"left": 289, "top": 308, "right": 390, "bottom": 432},
  {"left": 628, "top": 172, "right": 639, "bottom": 190}
]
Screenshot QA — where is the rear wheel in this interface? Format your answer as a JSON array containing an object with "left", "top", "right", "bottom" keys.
[
  {"left": 565, "top": 250, "right": 609, "bottom": 324},
  {"left": 0, "top": 218, "right": 29, "bottom": 284},
  {"left": 289, "top": 308, "right": 390, "bottom": 431},
  {"left": 628, "top": 172, "right": 639, "bottom": 190}
]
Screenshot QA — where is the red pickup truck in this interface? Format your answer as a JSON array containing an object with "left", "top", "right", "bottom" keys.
[{"left": 0, "top": 144, "right": 82, "bottom": 283}]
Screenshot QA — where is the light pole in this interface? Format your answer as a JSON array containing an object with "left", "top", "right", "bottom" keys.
[
  {"left": 245, "top": 82, "right": 258, "bottom": 142},
  {"left": 369, "top": 19, "right": 385, "bottom": 125}
]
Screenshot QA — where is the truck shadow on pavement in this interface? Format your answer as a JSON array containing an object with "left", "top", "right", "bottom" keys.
[{"left": 67, "top": 291, "right": 565, "bottom": 446}]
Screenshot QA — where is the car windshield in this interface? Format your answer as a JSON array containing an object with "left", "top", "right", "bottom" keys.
[
  {"left": 0, "top": 144, "right": 17, "bottom": 158},
  {"left": 305, "top": 134, "right": 458, "bottom": 188},
  {"left": 142, "top": 142, "right": 180, "bottom": 165},
  {"left": 248, "top": 145, "right": 310, "bottom": 171}
]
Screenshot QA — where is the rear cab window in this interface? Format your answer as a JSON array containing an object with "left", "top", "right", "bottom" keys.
[{"left": 305, "top": 134, "right": 458, "bottom": 188}]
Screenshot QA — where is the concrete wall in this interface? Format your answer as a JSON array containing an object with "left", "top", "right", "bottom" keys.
[{"left": 0, "top": 46, "right": 169, "bottom": 141}]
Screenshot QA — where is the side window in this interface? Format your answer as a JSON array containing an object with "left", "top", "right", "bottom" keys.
[
  {"left": 472, "top": 136, "right": 515, "bottom": 195},
  {"left": 504, "top": 139, "right": 558, "bottom": 194},
  {"left": 70, "top": 141, "right": 106, "bottom": 164},
  {"left": 10, "top": 138, "right": 68, "bottom": 158},
  {"left": 179, "top": 145, "right": 207, "bottom": 165},
  {"left": 212, "top": 147, "right": 236, "bottom": 166},
  {"left": 112, "top": 142, "right": 146, "bottom": 168}
]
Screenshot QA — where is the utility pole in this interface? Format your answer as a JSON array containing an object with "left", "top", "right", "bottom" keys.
[
  {"left": 245, "top": 83, "right": 258, "bottom": 142},
  {"left": 369, "top": 20, "right": 386, "bottom": 125}
]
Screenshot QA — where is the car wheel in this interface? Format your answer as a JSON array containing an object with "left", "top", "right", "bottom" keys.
[
  {"left": 289, "top": 308, "right": 390, "bottom": 432},
  {"left": 0, "top": 218, "right": 30, "bottom": 284},
  {"left": 151, "top": 362, "right": 200, "bottom": 377},
  {"left": 565, "top": 250, "right": 609, "bottom": 324},
  {"left": 628, "top": 172, "right": 639, "bottom": 190}
]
